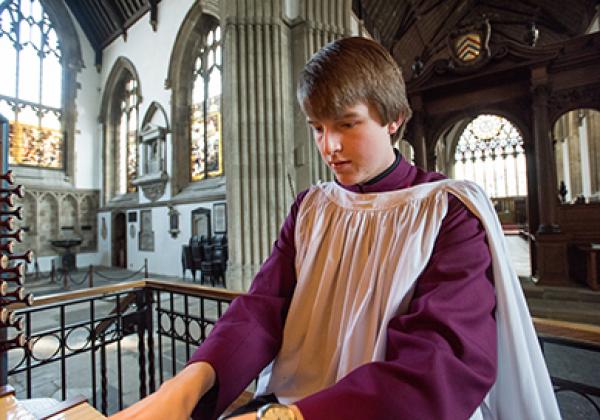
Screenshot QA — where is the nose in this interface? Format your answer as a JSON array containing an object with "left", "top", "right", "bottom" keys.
[{"left": 323, "top": 127, "right": 342, "bottom": 155}]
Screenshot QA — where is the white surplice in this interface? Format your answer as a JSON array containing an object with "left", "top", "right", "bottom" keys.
[{"left": 256, "top": 179, "right": 561, "bottom": 419}]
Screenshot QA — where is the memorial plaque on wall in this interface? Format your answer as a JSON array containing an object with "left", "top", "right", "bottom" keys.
[
  {"left": 213, "top": 203, "right": 227, "bottom": 234},
  {"left": 128, "top": 211, "right": 137, "bottom": 223},
  {"left": 138, "top": 209, "right": 154, "bottom": 251},
  {"left": 191, "top": 207, "right": 211, "bottom": 238}
]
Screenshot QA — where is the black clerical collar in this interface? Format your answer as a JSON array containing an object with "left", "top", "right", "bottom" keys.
[{"left": 362, "top": 149, "right": 401, "bottom": 185}]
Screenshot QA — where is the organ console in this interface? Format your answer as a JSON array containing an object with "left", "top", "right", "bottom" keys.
[
  {"left": 1, "top": 122, "right": 35, "bottom": 403},
  {"left": 0, "top": 169, "right": 32, "bottom": 355},
  {"left": 0, "top": 241, "right": 13, "bottom": 253},
  {"left": 0, "top": 107, "right": 104, "bottom": 420},
  {"left": 0, "top": 287, "right": 33, "bottom": 306},
  {"left": 0, "top": 216, "right": 14, "bottom": 231},
  {"left": 8, "top": 250, "right": 33, "bottom": 263},
  {"left": 0, "top": 184, "right": 24, "bottom": 198},
  {"left": 0, "top": 170, "right": 14, "bottom": 183},
  {"left": 0, "top": 206, "right": 22, "bottom": 220},
  {"left": 0, "top": 229, "right": 22, "bottom": 242},
  {"left": 0, "top": 385, "right": 106, "bottom": 419}
]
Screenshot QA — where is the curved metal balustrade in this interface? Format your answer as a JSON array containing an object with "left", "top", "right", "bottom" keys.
[{"left": 4, "top": 280, "right": 599, "bottom": 417}]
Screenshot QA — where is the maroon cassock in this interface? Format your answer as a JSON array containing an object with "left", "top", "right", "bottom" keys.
[{"left": 189, "top": 151, "right": 497, "bottom": 420}]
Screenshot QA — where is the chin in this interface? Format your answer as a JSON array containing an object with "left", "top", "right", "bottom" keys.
[{"left": 335, "top": 175, "right": 362, "bottom": 186}]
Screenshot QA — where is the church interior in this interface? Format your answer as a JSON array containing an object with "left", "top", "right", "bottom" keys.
[{"left": 0, "top": 0, "right": 599, "bottom": 418}]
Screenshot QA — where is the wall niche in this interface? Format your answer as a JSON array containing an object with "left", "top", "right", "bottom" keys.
[
  {"left": 14, "top": 187, "right": 100, "bottom": 257},
  {"left": 132, "top": 101, "right": 169, "bottom": 201}
]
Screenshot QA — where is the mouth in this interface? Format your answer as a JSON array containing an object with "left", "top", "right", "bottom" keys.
[{"left": 329, "top": 160, "right": 351, "bottom": 169}]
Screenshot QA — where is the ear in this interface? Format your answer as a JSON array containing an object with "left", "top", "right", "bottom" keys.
[{"left": 387, "top": 113, "right": 405, "bottom": 135}]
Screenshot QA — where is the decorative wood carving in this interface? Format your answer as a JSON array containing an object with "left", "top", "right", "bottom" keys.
[{"left": 548, "top": 85, "right": 600, "bottom": 123}]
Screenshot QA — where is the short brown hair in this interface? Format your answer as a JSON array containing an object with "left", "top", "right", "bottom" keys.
[{"left": 297, "top": 37, "right": 412, "bottom": 141}]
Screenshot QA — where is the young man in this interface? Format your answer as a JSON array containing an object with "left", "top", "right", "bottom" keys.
[{"left": 112, "top": 37, "right": 559, "bottom": 420}]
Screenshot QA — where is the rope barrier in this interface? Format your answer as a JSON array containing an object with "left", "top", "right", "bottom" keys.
[
  {"left": 69, "top": 270, "right": 89, "bottom": 285},
  {"left": 25, "top": 271, "right": 53, "bottom": 280},
  {"left": 93, "top": 265, "right": 146, "bottom": 281},
  {"left": 29, "top": 262, "right": 148, "bottom": 289}
]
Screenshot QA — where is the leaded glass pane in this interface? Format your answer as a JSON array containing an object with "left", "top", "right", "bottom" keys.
[
  {"left": 190, "top": 104, "right": 206, "bottom": 180},
  {"left": 0, "top": 37, "right": 17, "bottom": 97},
  {"left": 208, "top": 68, "right": 221, "bottom": 98},
  {"left": 18, "top": 105, "right": 37, "bottom": 126},
  {"left": 31, "top": 0, "right": 42, "bottom": 21},
  {"left": 0, "top": 100, "right": 14, "bottom": 122},
  {"left": 192, "top": 74, "right": 204, "bottom": 105},
  {"left": 1, "top": 0, "right": 64, "bottom": 169},
  {"left": 190, "top": 22, "right": 222, "bottom": 182},
  {"left": 119, "top": 112, "right": 128, "bottom": 193},
  {"left": 42, "top": 54, "right": 62, "bottom": 108},
  {"left": 205, "top": 103, "right": 221, "bottom": 176},
  {"left": 114, "top": 77, "right": 139, "bottom": 193},
  {"left": 454, "top": 114, "right": 525, "bottom": 198},
  {"left": 127, "top": 107, "right": 138, "bottom": 193},
  {"left": 41, "top": 111, "right": 60, "bottom": 131},
  {"left": 9, "top": 119, "right": 62, "bottom": 167},
  {"left": 18, "top": 46, "right": 40, "bottom": 103}
]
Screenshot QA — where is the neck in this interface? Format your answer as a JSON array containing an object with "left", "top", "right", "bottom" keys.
[{"left": 363, "top": 148, "right": 400, "bottom": 185}]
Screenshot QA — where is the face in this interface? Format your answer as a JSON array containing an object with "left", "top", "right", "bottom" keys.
[{"left": 308, "top": 103, "right": 400, "bottom": 186}]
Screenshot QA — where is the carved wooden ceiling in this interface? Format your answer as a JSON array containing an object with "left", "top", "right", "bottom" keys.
[
  {"left": 64, "top": 0, "right": 161, "bottom": 65},
  {"left": 352, "top": 0, "right": 598, "bottom": 81},
  {"left": 63, "top": 0, "right": 597, "bottom": 73}
]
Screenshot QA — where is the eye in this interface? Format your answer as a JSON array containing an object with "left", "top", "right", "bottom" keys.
[
  {"left": 311, "top": 125, "right": 324, "bottom": 135},
  {"left": 340, "top": 121, "right": 357, "bottom": 129}
]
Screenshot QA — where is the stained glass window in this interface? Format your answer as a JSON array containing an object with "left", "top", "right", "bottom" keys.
[
  {"left": 454, "top": 114, "right": 527, "bottom": 198},
  {"left": 119, "top": 79, "right": 138, "bottom": 193},
  {"left": 0, "top": 0, "right": 63, "bottom": 169},
  {"left": 191, "top": 24, "right": 222, "bottom": 181}
]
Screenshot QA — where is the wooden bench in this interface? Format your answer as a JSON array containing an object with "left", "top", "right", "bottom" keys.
[{"left": 577, "top": 244, "right": 600, "bottom": 291}]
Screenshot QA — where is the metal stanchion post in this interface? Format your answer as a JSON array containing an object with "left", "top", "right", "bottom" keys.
[
  {"left": 50, "top": 259, "right": 56, "bottom": 283},
  {"left": 144, "top": 258, "right": 148, "bottom": 278},
  {"left": 88, "top": 265, "right": 93, "bottom": 288},
  {"left": 62, "top": 270, "right": 68, "bottom": 290}
]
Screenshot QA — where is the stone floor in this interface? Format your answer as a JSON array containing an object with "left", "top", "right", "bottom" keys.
[{"left": 8, "top": 237, "right": 600, "bottom": 419}]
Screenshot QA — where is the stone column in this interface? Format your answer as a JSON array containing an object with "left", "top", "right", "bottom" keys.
[
  {"left": 531, "top": 67, "right": 568, "bottom": 285},
  {"left": 410, "top": 96, "right": 428, "bottom": 170},
  {"left": 221, "top": 0, "right": 355, "bottom": 286},
  {"left": 221, "top": 0, "right": 295, "bottom": 286},
  {"left": 531, "top": 67, "right": 559, "bottom": 233},
  {"left": 290, "top": 0, "right": 354, "bottom": 192}
]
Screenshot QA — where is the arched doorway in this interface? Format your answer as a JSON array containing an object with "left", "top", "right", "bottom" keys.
[
  {"left": 436, "top": 113, "right": 531, "bottom": 277},
  {"left": 553, "top": 108, "right": 600, "bottom": 286},
  {"left": 112, "top": 212, "right": 127, "bottom": 268},
  {"left": 553, "top": 108, "right": 600, "bottom": 204}
]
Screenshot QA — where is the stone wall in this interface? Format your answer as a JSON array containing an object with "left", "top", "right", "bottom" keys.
[{"left": 14, "top": 186, "right": 99, "bottom": 258}]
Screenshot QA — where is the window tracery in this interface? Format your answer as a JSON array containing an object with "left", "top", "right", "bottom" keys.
[
  {"left": 190, "top": 24, "right": 222, "bottom": 181},
  {"left": 454, "top": 114, "right": 527, "bottom": 198},
  {"left": 0, "top": 0, "right": 63, "bottom": 169},
  {"left": 119, "top": 79, "right": 138, "bottom": 193}
]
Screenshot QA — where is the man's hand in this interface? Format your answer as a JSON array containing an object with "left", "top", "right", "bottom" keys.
[{"left": 108, "top": 361, "right": 216, "bottom": 420}]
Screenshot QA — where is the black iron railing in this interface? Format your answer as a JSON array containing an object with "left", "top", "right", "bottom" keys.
[
  {"left": 7, "top": 280, "right": 238, "bottom": 416},
  {"left": 539, "top": 335, "right": 600, "bottom": 417},
  {"left": 5, "top": 279, "right": 600, "bottom": 417}
]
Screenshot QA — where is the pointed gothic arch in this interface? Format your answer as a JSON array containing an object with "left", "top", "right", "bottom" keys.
[
  {"left": 100, "top": 57, "right": 142, "bottom": 204},
  {"left": 1, "top": 0, "right": 83, "bottom": 183},
  {"left": 165, "top": 0, "right": 221, "bottom": 196}
]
